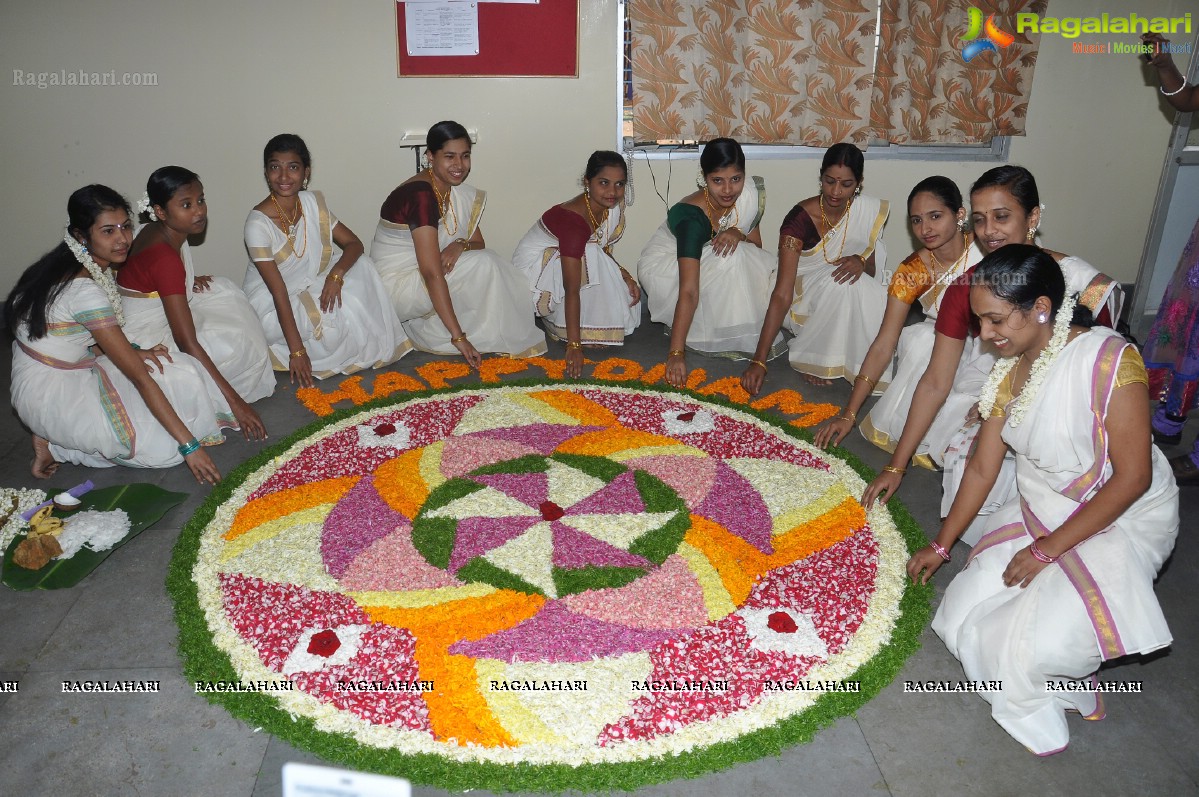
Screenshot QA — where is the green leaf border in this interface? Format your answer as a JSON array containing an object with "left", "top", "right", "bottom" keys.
[{"left": 167, "top": 378, "right": 933, "bottom": 792}]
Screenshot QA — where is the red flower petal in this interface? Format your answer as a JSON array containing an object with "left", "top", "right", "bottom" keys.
[
  {"left": 767, "top": 611, "right": 798, "bottom": 634},
  {"left": 374, "top": 423, "right": 396, "bottom": 437},
  {"left": 676, "top": 412, "right": 696, "bottom": 422},
  {"left": 307, "top": 629, "right": 342, "bottom": 657},
  {"left": 539, "top": 501, "right": 565, "bottom": 521}
]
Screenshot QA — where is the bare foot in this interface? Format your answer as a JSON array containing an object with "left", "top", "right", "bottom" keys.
[
  {"left": 31, "top": 435, "right": 59, "bottom": 479},
  {"left": 802, "top": 373, "right": 833, "bottom": 387}
]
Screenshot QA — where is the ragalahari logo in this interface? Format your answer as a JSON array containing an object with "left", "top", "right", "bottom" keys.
[{"left": 960, "top": 8, "right": 1016, "bottom": 61}]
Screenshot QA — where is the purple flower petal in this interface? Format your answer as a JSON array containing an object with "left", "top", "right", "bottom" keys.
[
  {"left": 322, "top": 476, "right": 407, "bottom": 578},
  {"left": 551, "top": 524, "right": 653, "bottom": 569},
  {"left": 696, "top": 462, "right": 773, "bottom": 553},
  {"left": 450, "top": 602, "right": 685, "bottom": 662},
  {"left": 448, "top": 516, "right": 543, "bottom": 573},
  {"left": 564, "top": 470, "right": 645, "bottom": 515},
  {"left": 467, "top": 424, "right": 603, "bottom": 455},
  {"left": 471, "top": 472, "right": 548, "bottom": 508}
]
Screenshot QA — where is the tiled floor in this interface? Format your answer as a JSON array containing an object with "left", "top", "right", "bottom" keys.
[{"left": 1, "top": 316, "right": 1195, "bottom": 797}]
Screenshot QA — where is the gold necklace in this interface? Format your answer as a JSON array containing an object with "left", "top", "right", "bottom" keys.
[
  {"left": 270, "top": 193, "right": 302, "bottom": 238},
  {"left": 702, "top": 187, "right": 739, "bottom": 239},
  {"left": 819, "top": 193, "right": 854, "bottom": 265},
  {"left": 583, "top": 195, "right": 609, "bottom": 244},
  {"left": 928, "top": 232, "right": 970, "bottom": 278},
  {"left": 426, "top": 169, "right": 458, "bottom": 237}
]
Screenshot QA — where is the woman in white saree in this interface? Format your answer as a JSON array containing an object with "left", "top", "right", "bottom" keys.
[
  {"left": 512, "top": 151, "right": 640, "bottom": 378},
  {"left": 637, "top": 138, "right": 781, "bottom": 387},
  {"left": 243, "top": 134, "right": 410, "bottom": 388},
  {"left": 740, "top": 143, "right": 889, "bottom": 394},
  {"left": 861, "top": 167, "right": 1124, "bottom": 547},
  {"left": 810, "top": 177, "right": 981, "bottom": 462},
  {"left": 370, "top": 121, "right": 546, "bottom": 365},
  {"left": 909, "top": 245, "right": 1177, "bottom": 756},
  {"left": 119, "top": 166, "right": 272, "bottom": 441},
  {"left": 6, "top": 185, "right": 225, "bottom": 483}
]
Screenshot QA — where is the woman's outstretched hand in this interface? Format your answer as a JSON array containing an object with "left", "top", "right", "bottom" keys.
[
  {"left": 906, "top": 546, "right": 945, "bottom": 585},
  {"left": 814, "top": 415, "right": 853, "bottom": 449},
  {"left": 862, "top": 469, "right": 903, "bottom": 510}
]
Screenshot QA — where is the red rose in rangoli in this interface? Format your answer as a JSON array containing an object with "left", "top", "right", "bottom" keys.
[
  {"left": 539, "top": 500, "right": 565, "bottom": 522},
  {"left": 676, "top": 412, "right": 696, "bottom": 422},
  {"left": 767, "top": 611, "right": 799, "bottom": 634},
  {"left": 374, "top": 423, "right": 397, "bottom": 437},
  {"left": 307, "top": 629, "right": 342, "bottom": 657}
]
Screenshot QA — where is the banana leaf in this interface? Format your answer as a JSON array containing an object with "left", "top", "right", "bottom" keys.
[{"left": 2, "top": 483, "right": 187, "bottom": 590}]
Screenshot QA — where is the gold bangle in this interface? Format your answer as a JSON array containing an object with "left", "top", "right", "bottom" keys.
[
  {"left": 882, "top": 465, "right": 907, "bottom": 475},
  {"left": 749, "top": 359, "right": 767, "bottom": 371},
  {"left": 450, "top": 333, "right": 468, "bottom": 344},
  {"left": 840, "top": 408, "right": 857, "bottom": 423},
  {"left": 454, "top": 238, "right": 472, "bottom": 251},
  {"left": 854, "top": 373, "right": 877, "bottom": 389},
  {"left": 565, "top": 341, "right": 583, "bottom": 350},
  {"left": 327, "top": 272, "right": 343, "bottom": 283},
  {"left": 668, "top": 349, "right": 685, "bottom": 358},
  {"left": 290, "top": 348, "right": 307, "bottom": 359}
]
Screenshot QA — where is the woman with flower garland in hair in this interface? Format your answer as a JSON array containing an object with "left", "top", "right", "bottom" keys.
[
  {"left": 119, "top": 166, "right": 272, "bottom": 440},
  {"left": 908, "top": 245, "right": 1177, "bottom": 756},
  {"left": 809, "top": 176, "right": 981, "bottom": 458},
  {"left": 638, "top": 138, "right": 781, "bottom": 388},
  {"left": 371, "top": 121, "right": 546, "bottom": 366},
  {"left": 5, "top": 185, "right": 227, "bottom": 483},
  {"left": 244, "top": 134, "right": 411, "bottom": 388},
  {"left": 861, "top": 166, "right": 1123, "bottom": 546},
  {"left": 512, "top": 150, "right": 640, "bottom": 378},
  {"left": 740, "top": 143, "right": 890, "bottom": 391}
]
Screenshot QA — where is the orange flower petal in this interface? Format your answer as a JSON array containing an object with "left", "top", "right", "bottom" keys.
[
  {"left": 528, "top": 390, "right": 619, "bottom": 426},
  {"left": 224, "top": 477, "right": 359, "bottom": 540}
]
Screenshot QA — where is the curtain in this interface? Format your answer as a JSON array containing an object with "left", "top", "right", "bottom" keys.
[
  {"left": 870, "top": 0, "right": 1047, "bottom": 144},
  {"left": 630, "top": 0, "right": 1045, "bottom": 147},
  {"left": 630, "top": 0, "right": 880, "bottom": 146}
]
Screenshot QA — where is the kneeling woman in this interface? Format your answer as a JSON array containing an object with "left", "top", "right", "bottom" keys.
[
  {"left": 119, "top": 166, "right": 273, "bottom": 440},
  {"left": 243, "top": 134, "right": 411, "bottom": 388},
  {"left": 742, "top": 143, "right": 890, "bottom": 388},
  {"left": 371, "top": 121, "right": 547, "bottom": 366},
  {"left": 512, "top": 150, "right": 640, "bottom": 378},
  {"left": 909, "top": 245, "right": 1177, "bottom": 755},
  {"left": 637, "top": 138, "right": 781, "bottom": 387},
  {"left": 6, "top": 186, "right": 226, "bottom": 482}
]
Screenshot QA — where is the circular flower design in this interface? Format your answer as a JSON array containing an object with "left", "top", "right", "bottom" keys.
[
  {"left": 172, "top": 383, "right": 928, "bottom": 791},
  {"left": 407, "top": 453, "right": 687, "bottom": 602}
]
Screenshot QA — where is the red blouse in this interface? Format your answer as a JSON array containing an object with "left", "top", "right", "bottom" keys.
[
  {"left": 778, "top": 204, "right": 822, "bottom": 251},
  {"left": 116, "top": 242, "right": 187, "bottom": 297},
  {"left": 542, "top": 205, "right": 592, "bottom": 259},
  {"left": 379, "top": 181, "right": 440, "bottom": 228}
]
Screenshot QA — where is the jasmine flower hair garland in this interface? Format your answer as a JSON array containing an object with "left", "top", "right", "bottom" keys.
[
  {"left": 976, "top": 291, "right": 1077, "bottom": 427},
  {"left": 136, "top": 192, "right": 159, "bottom": 221},
  {"left": 63, "top": 229, "right": 125, "bottom": 326}
]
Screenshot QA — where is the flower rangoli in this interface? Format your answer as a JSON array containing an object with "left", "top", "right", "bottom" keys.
[{"left": 171, "top": 382, "right": 929, "bottom": 791}]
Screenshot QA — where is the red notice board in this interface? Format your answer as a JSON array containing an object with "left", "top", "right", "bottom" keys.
[{"left": 396, "top": 1, "right": 579, "bottom": 78}]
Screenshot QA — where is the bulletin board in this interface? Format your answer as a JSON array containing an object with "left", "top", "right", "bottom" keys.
[{"left": 395, "top": 1, "right": 579, "bottom": 78}]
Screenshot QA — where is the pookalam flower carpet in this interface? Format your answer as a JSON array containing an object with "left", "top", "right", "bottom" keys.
[{"left": 169, "top": 380, "right": 931, "bottom": 791}]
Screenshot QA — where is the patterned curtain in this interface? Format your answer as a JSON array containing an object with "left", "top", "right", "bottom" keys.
[
  {"left": 871, "top": 0, "right": 1047, "bottom": 144},
  {"left": 630, "top": 0, "right": 880, "bottom": 146},
  {"left": 631, "top": 1, "right": 1045, "bottom": 146}
]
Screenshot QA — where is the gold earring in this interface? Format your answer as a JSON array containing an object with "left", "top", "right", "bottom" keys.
[{"left": 1025, "top": 228, "right": 1036, "bottom": 242}]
